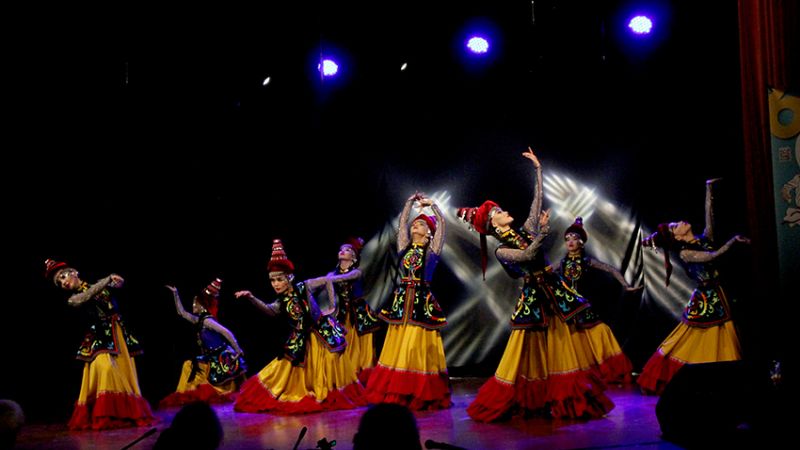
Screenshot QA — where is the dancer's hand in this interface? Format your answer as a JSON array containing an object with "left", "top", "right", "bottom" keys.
[
  {"left": 523, "top": 147, "right": 541, "bottom": 168},
  {"left": 234, "top": 290, "right": 254, "bottom": 300}
]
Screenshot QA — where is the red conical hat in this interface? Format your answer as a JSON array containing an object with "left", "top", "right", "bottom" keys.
[{"left": 268, "top": 239, "right": 295, "bottom": 274}]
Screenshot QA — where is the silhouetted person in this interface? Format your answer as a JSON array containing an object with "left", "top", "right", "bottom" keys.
[
  {"left": 353, "top": 403, "right": 422, "bottom": 450},
  {"left": 0, "top": 399, "right": 24, "bottom": 450},
  {"left": 153, "top": 401, "right": 223, "bottom": 450}
]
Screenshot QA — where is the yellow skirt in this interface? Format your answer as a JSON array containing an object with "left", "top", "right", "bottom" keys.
[
  {"left": 234, "top": 333, "right": 365, "bottom": 414},
  {"left": 158, "top": 360, "right": 240, "bottom": 407},
  {"left": 366, "top": 323, "right": 451, "bottom": 410},
  {"left": 343, "top": 316, "right": 376, "bottom": 385},
  {"left": 468, "top": 317, "right": 613, "bottom": 422},
  {"left": 307, "top": 330, "right": 367, "bottom": 409},
  {"left": 638, "top": 320, "right": 741, "bottom": 394},
  {"left": 570, "top": 322, "right": 633, "bottom": 383},
  {"left": 377, "top": 323, "right": 447, "bottom": 374},
  {"left": 68, "top": 322, "right": 155, "bottom": 430},
  {"left": 494, "top": 328, "right": 548, "bottom": 383}
]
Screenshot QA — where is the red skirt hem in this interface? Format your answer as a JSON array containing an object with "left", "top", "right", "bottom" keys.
[
  {"left": 598, "top": 353, "right": 634, "bottom": 384},
  {"left": 233, "top": 376, "right": 324, "bottom": 414},
  {"left": 321, "top": 382, "right": 368, "bottom": 410},
  {"left": 467, "top": 369, "right": 614, "bottom": 422},
  {"left": 68, "top": 392, "right": 156, "bottom": 431},
  {"left": 358, "top": 367, "right": 374, "bottom": 388},
  {"left": 365, "top": 365, "right": 451, "bottom": 410},
  {"left": 637, "top": 352, "right": 685, "bottom": 395},
  {"left": 158, "top": 384, "right": 238, "bottom": 409}
]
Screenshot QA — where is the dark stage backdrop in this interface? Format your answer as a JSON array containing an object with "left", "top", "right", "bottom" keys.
[{"left": 4, "top": 1, "right": 760, "bottom": 423}]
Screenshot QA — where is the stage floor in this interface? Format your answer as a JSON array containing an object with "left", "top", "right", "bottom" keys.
[{"left": 15, "top": 378, "right": 684, "bottom": 450}]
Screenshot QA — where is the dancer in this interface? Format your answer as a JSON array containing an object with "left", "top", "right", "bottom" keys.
[
  {"left": 159, "top": 278, "right": 247, "bottom": 407},
  {"left": 366, "top": 193, "right": 451, "bottom": 410},
  {"left": 637, "top": 178, "right": 749, "bottom": 394},
  {"left": 550, "top": 217, "right": 641, "bottom": 384},
  {"left": 457, "top": 148, "right": 613, "bottom": 422},
  {"left": 309, "top": 237, "right": 381, "bottom": 386},
  {"left": 44, "top": 259, "right": 155, "bottom": 430},
  {"left": 233, "top": 239, "right": 366, "bottom": 413}
]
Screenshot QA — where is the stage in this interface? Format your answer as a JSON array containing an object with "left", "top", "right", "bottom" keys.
[{"left": 14, "top": 379, "right": 688, "bottom": 450}]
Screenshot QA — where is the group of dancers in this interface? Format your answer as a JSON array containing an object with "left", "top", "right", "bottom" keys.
[{"left": 43, "top": 148, "right": 750, "bottom": 431}]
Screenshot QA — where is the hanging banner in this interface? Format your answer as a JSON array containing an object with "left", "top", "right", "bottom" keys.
[{"left": 768, "top": 87, "right": 800, "bottom": 296}]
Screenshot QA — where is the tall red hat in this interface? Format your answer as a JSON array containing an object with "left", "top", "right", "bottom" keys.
[
  {"left": 642, "top": 223, "right": 675, "bottom": 286},
  {"left": 457, "top": 200, "right": 499, "bottom": 235},
  {"left": 44, "top": 258, "right": 69, "bottom": 280},
  {"left": 456, "top": 200, "right": 501, "bottom": 280},
  {"left": 342, "top": 236, "right": 365, "bottom": 259},
  {"left": 203, "top": 278, "right": 222, "bottom": 298},
  {"left": 564, "top": 216, "right": 588, "bottom": 242},
  {"left": 268, "top": 239, "right": 295, "bottom": 274},
  {"left": 198, "top": 278, "right": 222, "bottom": 317},
  {"left": 412, "top": 214, "right": 437, "bottom": 235}
]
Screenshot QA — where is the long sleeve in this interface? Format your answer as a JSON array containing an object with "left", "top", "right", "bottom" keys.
[
  {"left": 303, "top": 276, "right": 328, "bottom": 291},
  {"left": 247, "top": 295, "right": 281, "bottom": 317},
  {"left": 204, "top": 319, "right": 243, "bottom": 354},
  {"left": 430, "top": 203, "right": 446, "bottom": 255},
  {"left": 67, "top": 276, "right": 113, "bottom": 307},
  {"left": 704, "top": 181, "right": 715, "bottom": 242},
  {"left": 523, "top": 163, "right": 544, "bottom": 234},
  {"left": 326, "top": 269, "right": 362, "bottom": 284},
  {"left": 680, "top": 237, "right": 738, "bottom": 263},
  {"left": 306, "top": 292, "right": 323, "bottom": 323},
  {"left": 397, "top": 197, "right": 414, "bottom": 251},
  {"left": 588, "top": 258, "right": 631, "bottom": 288},
  {"left": 306, "top": 270, "right": 361, "bottom": 314},
  {"left": 171, "top": 289, "right": 198, "bottom": 324},
  {"left": 495, "top": 231, "right": 547, "bottom": 264}
]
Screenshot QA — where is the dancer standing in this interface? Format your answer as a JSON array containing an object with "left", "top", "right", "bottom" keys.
[
  {"left": 233, "top": 239, "right": 366, "bottom": 413},
  {"left": 637, "top": 178, "right": 749, "bottom": 394},
  {"left": 366, "top": 193, "right": 451, "bottom": 410},
  {"left": 309, "top": 237, "right": 381, "bottom": 386},
  {"left": 550, "top": 217, "right": 641, "bottom": 384},
  {"left": 458, "top": 148, "right": 613, "bottom": 422},
  {"left": 45, "top": 259, "right": 155, "bottom": 430}
]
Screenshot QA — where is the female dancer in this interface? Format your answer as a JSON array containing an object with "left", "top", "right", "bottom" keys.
[
  {"left": 160, "top": 278, "right": 247, "bottom": 407},
  {"left": 233, "top": 239, "right": 366, "bottom": 413},
  {"left": 311, "top": 237, "right": 382, "bottom": 386},
  {"left": 550, "top": 217, "right": 641, "bottom": 384},
  {"left": 637, "top": 178, "right": 749, "bottom": 394},
  {"left": 457, "top": 148, "right": 613, "bottom": 422},
  {"left": 45, "top": 259, "right": 155, "bottom": 430},
  {"left": 366, "top": 193, "right": 451, "bottom": 410}
]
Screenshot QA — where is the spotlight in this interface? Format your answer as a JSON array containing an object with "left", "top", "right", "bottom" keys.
[
  {"left": 318, "top": 59, "right": 339, "bottom": 77},
  {"left": 628, "top": 15, "right": 654, "bottom": 35},
  {"left": 466, "top": 36, "right": 490, "bottom": 55}
]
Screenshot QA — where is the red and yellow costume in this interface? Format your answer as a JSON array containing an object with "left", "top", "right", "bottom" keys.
[
  {"left": 45, "top": 259, "right": 155, "bottom": 431},
  {"left": 159, "top": 279, "right": 247, "bottom": 407},
  {"left": 366, "top": 198, "right": 451, "bottom": 410},
  {"left": 458, "top": 158, "right": 614, "bottom": 422},
  {"left": 638, "top": 182, "right": 743, "bottom": 395},
  {"left": 234, "top": 240, "right": 366, "bottom": 414}
]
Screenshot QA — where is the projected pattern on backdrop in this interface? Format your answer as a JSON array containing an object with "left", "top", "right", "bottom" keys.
[{"left": 355, "top": 177, "right": 688, "bottom": 368}]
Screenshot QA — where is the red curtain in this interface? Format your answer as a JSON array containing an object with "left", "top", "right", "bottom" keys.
[{"left": 737, "top": 0, "right": 798, "bottom": 297}]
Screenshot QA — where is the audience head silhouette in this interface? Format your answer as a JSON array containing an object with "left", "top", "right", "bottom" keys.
[
  {"left": 0, "top": 399, "right": 24, "bottom": 450},
  {"left": 153, "top": 401, "right": 223, "bottom": 450},
  {"left": 353, "top": 403, "right": 422, "bottom": 450}
]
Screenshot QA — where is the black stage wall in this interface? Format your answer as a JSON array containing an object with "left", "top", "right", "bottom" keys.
[{"left": 3, "top": 1, "right": 775, "bottom": 423}]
